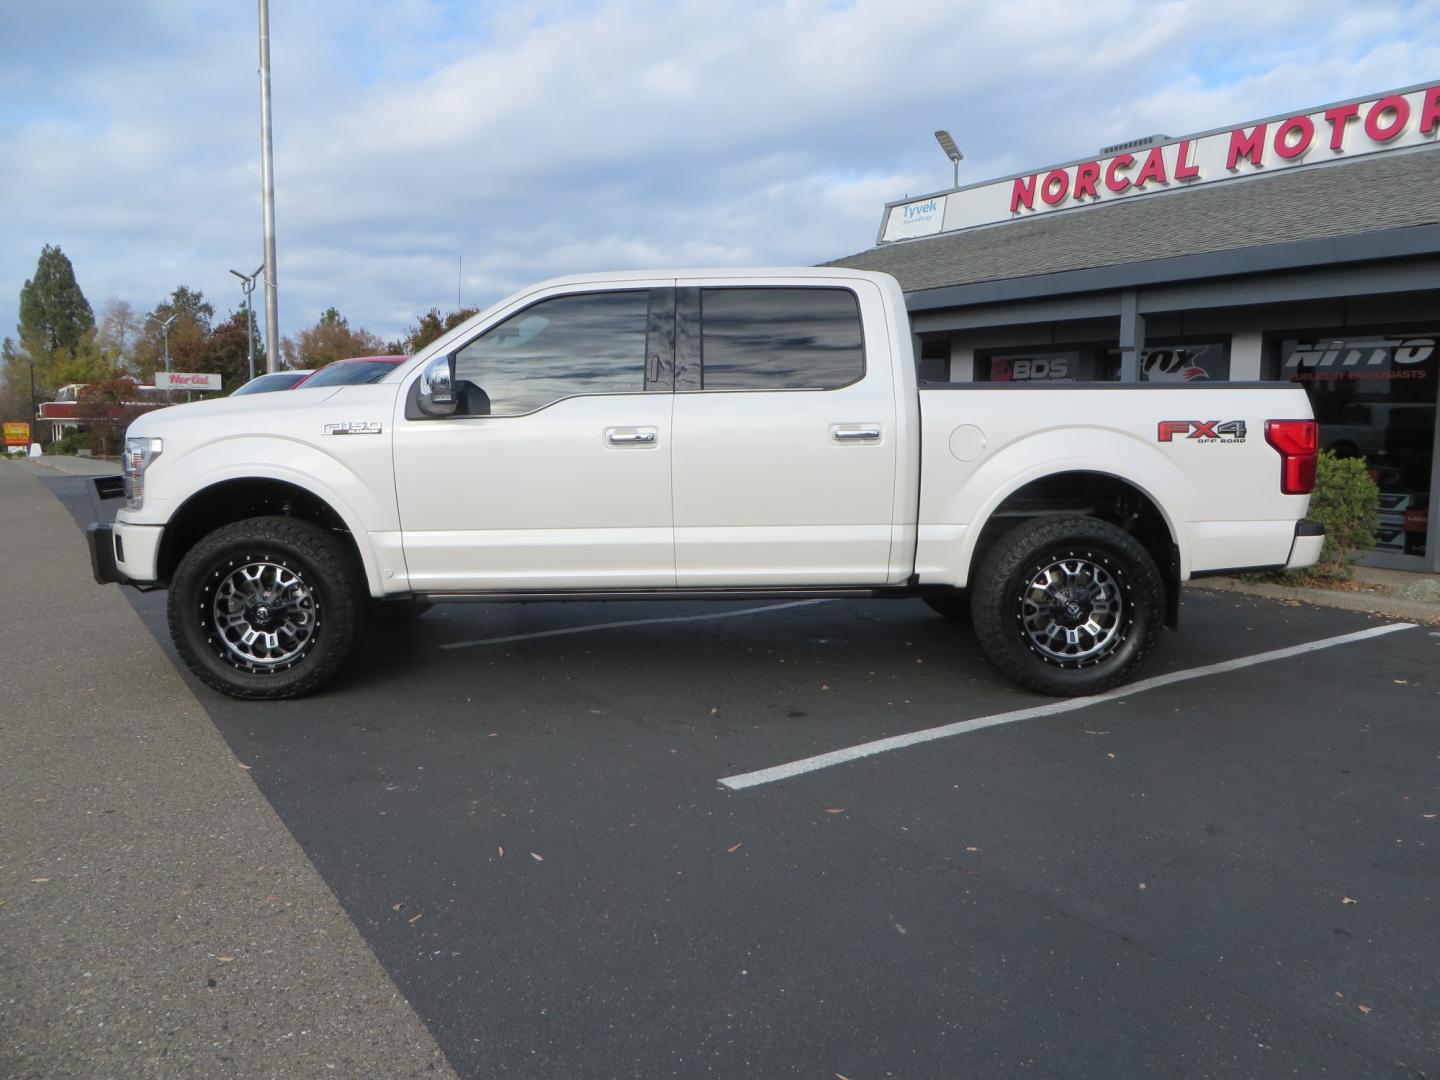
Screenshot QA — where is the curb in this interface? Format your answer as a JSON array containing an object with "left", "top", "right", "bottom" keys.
[
  {"left": 1189, "top": 576, "right": 1440, "bottom": 626},
  {"left": 18, "top": 455, "right": 121, "bottom": 478}
]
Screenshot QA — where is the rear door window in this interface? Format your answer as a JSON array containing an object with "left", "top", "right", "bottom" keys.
[{"left": 697, "top": 287, "right": 864, "bottom": 390}]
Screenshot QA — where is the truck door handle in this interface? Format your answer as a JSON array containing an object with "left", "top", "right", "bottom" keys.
[
  {"left": 831, "top": 425, "right": 882, "bottom": 442},
  {"left": 606, "top": 428, "right": 658, "bottom": 445}
]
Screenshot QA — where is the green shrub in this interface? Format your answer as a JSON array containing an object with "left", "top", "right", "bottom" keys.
[
  {"left": 47, "top": 429, "right": 88, "bottom": 456},
  {"left": 1290, "top": 450, "right": 1379, "bottom": 581}
]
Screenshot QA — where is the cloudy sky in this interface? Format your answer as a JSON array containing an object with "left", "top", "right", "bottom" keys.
[{"left": 3, "top": 0, "right": 1438, "bottom": 351}]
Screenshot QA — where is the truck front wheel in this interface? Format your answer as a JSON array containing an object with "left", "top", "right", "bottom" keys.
[
  {"left": 970, "top": 516, "right": 1163, "bottom": 697},
  {"left": 167, "top": 516, "right": 364, "bottom": 700}
]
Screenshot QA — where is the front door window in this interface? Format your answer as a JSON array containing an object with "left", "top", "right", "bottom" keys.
[{"left": 454, "top": 291, "right": 651, "bottom": 416}]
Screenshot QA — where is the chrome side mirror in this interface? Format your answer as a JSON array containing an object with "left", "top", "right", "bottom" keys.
[{"left": 417, "top": 354, "right": 457, "bottom": 417}]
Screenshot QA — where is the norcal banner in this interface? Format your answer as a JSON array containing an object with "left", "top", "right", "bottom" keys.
[{"left": 880, "top": 81, "right": 1440, "bottom": 243}]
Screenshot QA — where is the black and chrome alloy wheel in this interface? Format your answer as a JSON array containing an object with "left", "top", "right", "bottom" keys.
[
  {"left": 207, "top": 558, "right": 319, "bottom": 671},
  {"left": 971, "top": 515, "right": 1164, "bottom": 697},
  {"left": 168, "top": 516, "right": 363, "bottom": 700},
  {"left": 1017, "top": 552, "right": 1128, "bottom": 668}
]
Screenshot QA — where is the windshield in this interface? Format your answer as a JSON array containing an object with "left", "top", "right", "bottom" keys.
[
  {"left": 232, "top": 371, "right": 308, "bottom": 395},
  {"left": 300, "top": 360, "right": 402, "bottom": 388}
]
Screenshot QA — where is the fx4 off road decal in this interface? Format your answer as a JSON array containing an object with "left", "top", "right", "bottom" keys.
[{"left": 1157, "top": 420, "right": 1247, "bottom": 444}]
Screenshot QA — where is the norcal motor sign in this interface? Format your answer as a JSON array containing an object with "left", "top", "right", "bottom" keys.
[{"left": 879, "top": 82, "right": 1440, "bottom": 243}]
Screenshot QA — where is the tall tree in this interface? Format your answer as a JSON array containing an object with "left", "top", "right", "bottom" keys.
[
  {"left": 399, "top": 306, "right": 479, "bottom": 354},
  {"left": 281, "top": 307, "right": 385, "bottom": 368},
  {"left": 75, "top": 375, "right": 143, "bottom": 458},
  {"left": 198, "top": 310, "right": 266, "bottom": 391},
  {"left": 17, "top": 245, "right": 94, "bottom": 356},
  {"left": 96, "top": 299, "right": 142, "bottom": 371},
  {"left": 46, "top": 327, "right": 113, "bottom": 387},
  {"left": 0, "top": 338, "right": 35, "bottom": 423},
  {"left": 132, "top": 286, "right": 216, "bottom": 382}
]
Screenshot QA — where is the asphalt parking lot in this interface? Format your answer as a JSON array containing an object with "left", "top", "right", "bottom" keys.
[{"left": 35, "top": 471, "right": 1440, "bottom": 1078}]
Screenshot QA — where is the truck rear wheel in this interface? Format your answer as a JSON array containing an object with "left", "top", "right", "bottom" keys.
[
  {"left": 167, "top": 516, "right": 364, "bottom": 700},
  {"left": 970, "top": 516, "right": 1163, "bottom": 697}
]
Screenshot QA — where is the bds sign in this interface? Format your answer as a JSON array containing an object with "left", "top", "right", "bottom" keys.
[{"left": 4, "top": 421, "right": 31, "bottom": 447}]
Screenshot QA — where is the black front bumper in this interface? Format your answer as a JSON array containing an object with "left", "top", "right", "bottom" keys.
[{"left": 87, "top": 523, "right": 125, "bottom": 586}]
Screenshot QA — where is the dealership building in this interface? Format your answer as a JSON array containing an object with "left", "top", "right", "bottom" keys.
[{"left": 832, "top": 81, "right": 1440, "bottom": 572}]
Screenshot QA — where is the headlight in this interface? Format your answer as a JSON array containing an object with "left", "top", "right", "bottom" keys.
[{"left": 122, "top": 436, "right": 163, "bottom": 510}]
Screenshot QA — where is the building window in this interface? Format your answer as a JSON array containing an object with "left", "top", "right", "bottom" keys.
[
  {"left": 917, "top": 335, "right": 950, "bottom": 383},
  {"left": 1083, "top": 340, "right": 1233, "bottom": 382},
  {"left": 978, "top": 346, "right": 1106, "bottom": 383},
  {"left": 1276, "top": 330, "right": 1437, "bottom": 560},
  {"left": 1127, "top": 341, "right": 1231, "bottom": 382},
  {"left": 972, "top": 336, "right": 1230, "bottom": 384}
]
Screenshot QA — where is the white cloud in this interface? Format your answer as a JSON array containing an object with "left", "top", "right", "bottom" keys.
[{"left": 1, "top": 0, "right": 1437, "bottom": 355}]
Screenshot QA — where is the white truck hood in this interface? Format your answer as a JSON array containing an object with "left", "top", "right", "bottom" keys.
[{"left": 126, "top": 385, "right": 348, "bottom": 440}]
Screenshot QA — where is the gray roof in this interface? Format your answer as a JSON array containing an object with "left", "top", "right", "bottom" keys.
[{"left": 826, "top": 146, "right": 1440, "bottom": 294}]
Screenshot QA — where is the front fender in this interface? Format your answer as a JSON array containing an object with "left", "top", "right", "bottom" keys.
[{"left": 139, "top": 434, "right": 405, "bottom": 596}]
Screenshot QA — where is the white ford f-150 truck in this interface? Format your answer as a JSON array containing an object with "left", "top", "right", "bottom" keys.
[{"left": 88, "top": 268, "right": 1323, "bottom": 700}]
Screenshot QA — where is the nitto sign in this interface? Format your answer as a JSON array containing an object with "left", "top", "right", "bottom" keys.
[
  {"left": 1284, "top": 335, "right": 1436, "bottom": 382},
  {"left": 879, "top": 82, "right": 1440, "bottom": 243}
]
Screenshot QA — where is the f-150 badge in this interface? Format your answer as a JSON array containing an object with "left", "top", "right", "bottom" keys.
[{"left": 323, "top": 421, "right": 383, "bottom": 436}]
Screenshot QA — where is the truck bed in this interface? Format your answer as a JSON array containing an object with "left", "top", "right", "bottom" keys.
[{"left": 914, "top": 382, "right": 1317, "bottom": 585}]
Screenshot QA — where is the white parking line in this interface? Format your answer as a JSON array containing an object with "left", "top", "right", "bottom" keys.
[
  {"left": 718, "top": 622, "right": 1417, "bottom": 791},
  {"left": 441, "top": 598, "right": 832, "bottom": 650}
]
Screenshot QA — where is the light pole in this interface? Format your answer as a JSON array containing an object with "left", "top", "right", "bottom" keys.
[
  {"left": 258, "top": 0, "right": 280, "bottom": 373},
  {"left": 29, "top": 360, "right": 38, "bottom": 450},
  {"left": 147, "top": 313, "right": 181, "bottom": 388},
  {"left": 934, "top": 129, "right": 963, "bottom": 189},
  {"left": 230, "top": 264, "right": 265, "bottom": 382}
]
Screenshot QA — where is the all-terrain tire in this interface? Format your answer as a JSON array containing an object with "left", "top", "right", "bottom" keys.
[
  {"left": 167, "top": 516, "right": 364, "bottom": 700},
  {"left": 970, "top": 515, "right": 1164, "bottom": 697}
]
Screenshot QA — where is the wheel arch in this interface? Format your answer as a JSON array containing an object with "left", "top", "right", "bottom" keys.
[
  {"left": 921, "top": 426, "right": 1198, "bottom": 592},
  {"left": 156, "top": 475, "right": 379, "bottom": 593},
  {"left": 959, "top": 469, "right": 1184, "bottom": 628}
]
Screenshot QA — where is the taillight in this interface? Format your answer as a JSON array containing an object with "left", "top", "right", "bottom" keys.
[{"left": 1265, "top": 419, "right": 1318, "bottom": 495}]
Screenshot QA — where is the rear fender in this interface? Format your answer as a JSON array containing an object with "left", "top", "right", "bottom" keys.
[{"left": 932, "top": 428, "right": 1195, "bottom": 587}]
